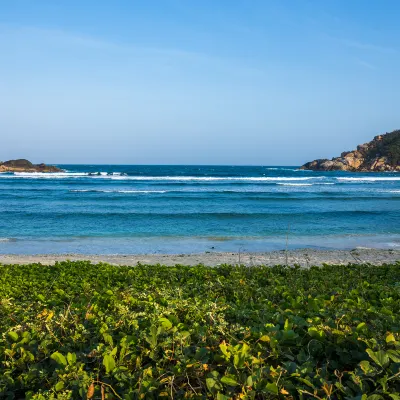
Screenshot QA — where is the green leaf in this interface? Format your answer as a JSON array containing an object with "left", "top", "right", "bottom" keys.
[
  {"left": 297, "top": 378, "right": 315, "bottom": 388},
  {"left": 145, "top": 325, "right": 158, "bottom": 348},
  {"left": 359, "top": 360, "right": 375, "bottom": 374},
  {"left": 221, "top": 375, "right": 239, "bottom": 386},
  {"left": 217, "top": 393, "right": 230, "bottom": 400},
  {"left": 387, "top": 349, "right": 400, "bottom": 363},
  {"left": 103, "top": 354, "right": 116, "bottom": 374},
  {"left": 282, "top": 330, "right": 297, "bottom": 341},
  {"left": 51, "top": 352, "right": 67, "bottom": 366},
  {"left": 308, "top": 327, "right": 325, "bottom": 340},
  {"left": 241, "top": 343, "right": 250, "bottom": 355},
  {"left": 356, "top": 322, "right": 367, "bottom": 332},
  {"left": 366, "top": 349, "right": 389, "bottom": 367},
  {"left": 7, "top": 331, "right": 19, "bottom": 342},
  {"left": 266, "top": 382, "right": 278, "bottom": 394},
  {"left": 386, "top": 333, "right": 396, "bottom": 343},
  {"left": 367, "top": 395, "right": 383, "bottom": 400},
  {"left": 55, "top": 381, "right": 64, "bottom": 392},
  {"left": 206, "top": 377, "right": 222, "bottom": 393},
  {"left": 284, "top": 319, "right": 292, "bottom": 331},
  {"left": 110, "top": 346, "right": 118, "bottom": 357},
  {"left": 219, "top": 341, "right": 231, "bottom": 358},
  {"left": 179, "top": 331, "right": 190, "bottom": 339},
  {"left": 159, "top": 317, "right": 173, "bottom": 331},
  {"left": 103, "top": 333, "right": 113, "bottom": 346},
  {"left": 233, "top": 353, "right": 245, "bottom": 369},
  {"left": 67, "top": 352, "right": 76, "bottom": 365},
  {"left": 378, "top": 375, "right": 388, "bottom": 392}
]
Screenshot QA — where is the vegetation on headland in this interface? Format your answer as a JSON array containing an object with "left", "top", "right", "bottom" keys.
[
  {"left": 1, "top": 261, "right": 400, "bottom": 399},
  {"left": 301, "top": 129, "right": 400, "bottom": 171},
  {"left": 366, "top": 130, "right": 400, "bottom": 167}
]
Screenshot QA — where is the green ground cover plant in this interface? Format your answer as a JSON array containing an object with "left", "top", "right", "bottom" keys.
[{"left": 1, "top": 261, "right": 400, "bottom": 399}]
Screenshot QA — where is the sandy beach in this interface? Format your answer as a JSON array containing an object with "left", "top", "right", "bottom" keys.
[{"left": 1, "top": 248, "right": 399, "bottom": 267}]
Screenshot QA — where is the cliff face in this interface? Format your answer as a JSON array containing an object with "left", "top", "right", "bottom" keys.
[
  {"left": 300, "top": 130, "right": 400, "bottom": 172},
  {"left": 0, "top": 159, "right": 62, "bottom": 173}
]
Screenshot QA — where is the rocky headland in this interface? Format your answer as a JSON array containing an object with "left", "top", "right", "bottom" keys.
[
  {"left": 0, "top": 159, "right": 62, "bottom": 173},
  {"left": 301, "top": 130, "right": 400, "bottom": 171}
]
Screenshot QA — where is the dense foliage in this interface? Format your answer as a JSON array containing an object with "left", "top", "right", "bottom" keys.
[
  {"left": 368, "top": 130, "right": 400, "bottom": 166},
  {"left": 1, "top": 261, "right": 400, "bottom": 399}
]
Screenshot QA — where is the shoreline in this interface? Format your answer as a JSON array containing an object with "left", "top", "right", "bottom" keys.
[{"left": 1, "top": 248, "right": 399, "bottom": 267}]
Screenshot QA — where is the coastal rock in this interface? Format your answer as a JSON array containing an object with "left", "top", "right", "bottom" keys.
[
  {"left": 300, "top": 130, "right": 400, "bottom": 172},
  {"left": 0, "top": 159, "right": 62, "bottom": 173},
  {"left": 3, "top": 159, "right": 34, "bottom": 168}
]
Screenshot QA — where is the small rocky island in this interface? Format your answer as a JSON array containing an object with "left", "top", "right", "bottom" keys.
[
  {"left": 0, "top": 159, "right": 62, "bottom": 173},
  {"left": 301, "top": 130, "right": 400, "bottom": 171}
]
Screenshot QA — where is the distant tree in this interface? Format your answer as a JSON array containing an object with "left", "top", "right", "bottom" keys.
[{"left": 365, "top": 130, "right": 400, "bottom": 166}]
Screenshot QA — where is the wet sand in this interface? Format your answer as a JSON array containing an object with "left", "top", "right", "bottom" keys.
[{"left": 1, "top": 248, "right": 399, "bottom": 267}]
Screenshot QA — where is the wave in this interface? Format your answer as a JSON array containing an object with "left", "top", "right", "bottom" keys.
[
  {"left": 277, "top": 183, "right": 313, "bottom": 186},
  {"left": 2, "top": 173, "right": 322, "bottom": 182},
  {"left": 2, "top": 172, "right": 123, "bottom": 179},
  {"left": 386, "top": 242, "right": 400, "bottom": 247},
  {"left": 264, "top": 168, "right": 301, "bottom": 171},
  {"left": 279, "top": 183, "right": 336, "bottom": 186},
  {"left": 277, "top": 182, "right": 334, "bottom": 186},
  {"left": 3, "top": 210, "right": 389, "bottom": 217},
  {"left": 70, "top": 189, "right": 167, "bottom": 193},
  {"left": 104, "top": 176, "right": 320, "bottom": 181},
  {"left": 14, "top": 172, "right": 88, "bottom": 177},
  {"left": 337, "top": 177, "right": 400, "bottom": 182}
]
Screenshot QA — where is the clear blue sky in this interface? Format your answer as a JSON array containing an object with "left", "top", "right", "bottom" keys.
[{"left": 1, "top": 0, "right": 399, "bottom": 165}]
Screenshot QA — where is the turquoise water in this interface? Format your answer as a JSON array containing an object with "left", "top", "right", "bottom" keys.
[{"left": 0, "top": 165, "right": 399, "bottom": 254}]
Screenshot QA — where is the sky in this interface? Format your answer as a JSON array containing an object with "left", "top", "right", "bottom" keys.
[{"left": 0, "top": 0, "right": 399, "bottom": 165}]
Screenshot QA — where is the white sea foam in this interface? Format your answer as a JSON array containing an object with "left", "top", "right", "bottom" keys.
[
  {"left": 95, "top": 172, "right": 122, "bottom": 176},
  {"left": 107, "top": 176, "right": 319, "bottom": 182},
  {"left": 337, "top": 177, "right": 400, "bottom": 182},
  {"left": 5, "top": 172, "right": 124, "bottom": 179},
  {"left": 116, "top": 190, "right": 167, "bottom": 193},
  {"left": 12, "top": 172, "right": 88, "bottom": 178},
  {"left": 386, "top": 242, "right": 400, "bottom": 247},
  {"left": 277, "top": 183, "right": 313, "bottom": 186},
  {"left": 70, "top": 189, "right": 167, "bottom": 193},
  {"left": 14, "top": 172, "right": 87, "bottom": 176},
  {"left": 264, "top": 168, "right": 298, "bottom": 171},
  {"left": 3, "top": 173, "right": 322, "bottom": 181}
]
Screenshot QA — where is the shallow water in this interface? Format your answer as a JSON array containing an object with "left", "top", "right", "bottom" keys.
[{"left": 0, "top": 165, "right": 399, "bottom": 254}]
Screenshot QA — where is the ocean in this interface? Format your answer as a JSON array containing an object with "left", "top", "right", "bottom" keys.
[{"left": 0, "top": 165, "right": 399, "bottom": 254}]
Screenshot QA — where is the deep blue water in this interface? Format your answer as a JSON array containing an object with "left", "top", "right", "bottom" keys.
[{"left": 0, "top": 165, "right": 399, "bottom": 254}]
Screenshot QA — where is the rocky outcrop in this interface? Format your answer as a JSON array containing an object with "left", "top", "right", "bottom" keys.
[
  {"left": 301, "top": 130, "right": 400, "bottom": 172},
  {"left": 0, "top": 159, "right": 63, "bottom": 173}
]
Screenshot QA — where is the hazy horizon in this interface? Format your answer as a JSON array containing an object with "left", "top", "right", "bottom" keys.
[{"left": 1, "top": 1, "right": 399, "bottom": 165}]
